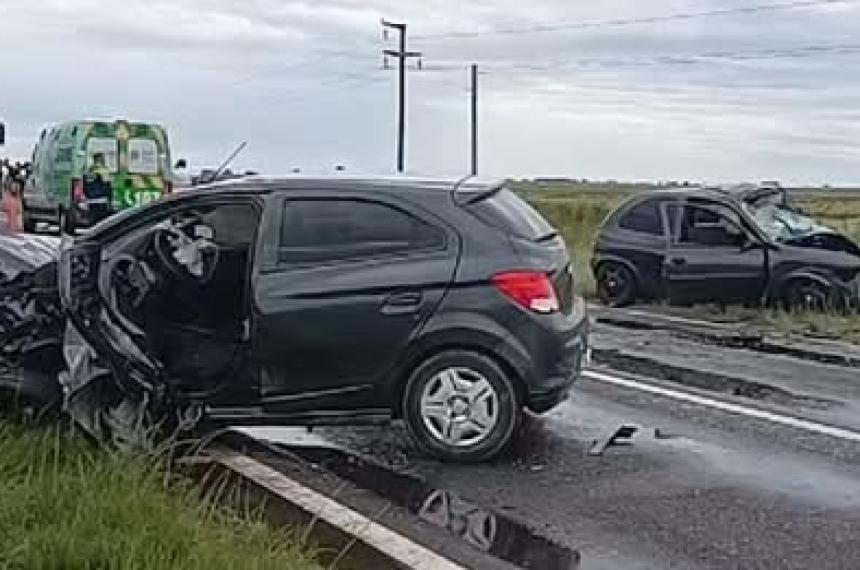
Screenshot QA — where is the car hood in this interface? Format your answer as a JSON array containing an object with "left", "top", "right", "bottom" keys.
[
  {"left": 779, "top": 230, "right": 860, "bottom": 256},
  {"left": 0, "top": 233, "right": 61, "bottom": 282}
]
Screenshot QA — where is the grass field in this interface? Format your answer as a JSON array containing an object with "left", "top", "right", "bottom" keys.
[
  {"left": 0, "top": 421, "right": 317, "bottom": 569},
  {"left": 513, "top": 181, "right": 636, "bottom": 296},
  {"left": 514, "top": 180, "right": 860, "bottom": 342}
]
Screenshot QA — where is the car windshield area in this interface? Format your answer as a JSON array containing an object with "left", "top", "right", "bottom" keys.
[{"left": 742, "top": 201, "right": 827, "bottom": 243}]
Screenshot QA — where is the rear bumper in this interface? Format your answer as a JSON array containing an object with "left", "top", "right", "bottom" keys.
[
  {"left": 502, "top": 297, "right": 589, "bottom": 414},
  {"left": 525, "top": 327, "right": 587, "bottom": 413}
]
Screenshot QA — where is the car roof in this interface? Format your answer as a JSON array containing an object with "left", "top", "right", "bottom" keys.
[
  {"left": 88, "top": 175, "right": 505, "bottom": 239},
  {"left": 621, "top": 186, "right": 741, "bottom": 207},
  {"left": 191, "top": 174, "right": 506, "bottom": 197}
]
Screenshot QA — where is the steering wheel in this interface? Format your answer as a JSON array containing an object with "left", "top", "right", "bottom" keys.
[
  {"left": 108, "top": 254, "right": 156, "bottom": 316},
  {"left": 151, "top": 226, "right": 220, "bottom": 286}
]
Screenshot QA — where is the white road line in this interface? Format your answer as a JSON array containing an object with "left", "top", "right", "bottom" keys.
[
  {"left": 583, "top": 369, "right": 860, "bottom": 444},
  {"left": 210, "top": 449, "right": 465, "bottom": 570}
]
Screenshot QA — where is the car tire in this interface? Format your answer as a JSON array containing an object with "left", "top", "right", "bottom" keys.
[
  {"left": 783, "top": 279, "right": 830, "bottom": 312},
  {"left": 22, "top": 203, "right": 37, "bottom": 233},
  {"left": 59, "top": 207, "right": 76, "bottom": 235},
  {"left": 402, "top": 350, "right": 520, "bottom": 463},
  {"left": 596, "top": 262, "right": 636, "bottom": 307}
]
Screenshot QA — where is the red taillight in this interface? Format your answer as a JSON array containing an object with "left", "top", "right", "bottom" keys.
[
  {"left": 72, "top": 178, "right": 85, "bottom": 204},
  {"left": 492, "top": 271, "right": 560, "bottom": 314}
]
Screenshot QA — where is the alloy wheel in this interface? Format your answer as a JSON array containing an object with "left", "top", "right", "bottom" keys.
[{"left": 419, "top": 367, "right": 499, "bottom": 448}]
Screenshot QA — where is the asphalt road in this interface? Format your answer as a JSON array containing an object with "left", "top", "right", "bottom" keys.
[{"left": 249, "top": 360, "right": 860, "bottom": 569}]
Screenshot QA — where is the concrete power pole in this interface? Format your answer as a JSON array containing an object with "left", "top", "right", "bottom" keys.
[
  {"left": 381, "top": 19, "right": 422, "bottom": 173},
  {"left": 470, "top": 64, "right": 478, "bottom": 176}
]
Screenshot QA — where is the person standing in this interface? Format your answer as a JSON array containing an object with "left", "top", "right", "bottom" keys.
[{"left": 85, "top": 152, "right": 113, "bottom": 222}]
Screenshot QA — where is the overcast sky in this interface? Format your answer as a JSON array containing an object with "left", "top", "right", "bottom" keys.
[{"left": 2, "top": 0, "right": 860, "bottom": 184}]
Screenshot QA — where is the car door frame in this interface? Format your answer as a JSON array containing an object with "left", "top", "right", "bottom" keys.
[
  {"left": 663, "top": 198, "right": 769, "bottom": 306},
  {"left": 251, "top": 188, "right": 460, "bottom": 421},
  {"left": 66, "top": 192, "right": 267, "bottom": 409}
]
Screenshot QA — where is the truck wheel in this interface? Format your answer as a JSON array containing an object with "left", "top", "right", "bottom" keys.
[
  {"left": 22, "top": 204, "right": 37, "bottom": 233},
  {"left": 59, "top": 208, "right": 76, "bottom": 235},
  {"left": 403, "top": 350, "right": 520, "bottom": 463}
]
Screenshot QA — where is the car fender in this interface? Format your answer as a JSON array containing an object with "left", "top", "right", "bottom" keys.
[
  {"left": 769, "top": 269, "right": 835, "bottom": 300},
  {"left": 386, "top": 310, "right": 531, "bottom": 416}
]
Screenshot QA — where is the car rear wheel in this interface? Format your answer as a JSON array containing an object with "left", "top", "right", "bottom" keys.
[
  {"left": 783, "top": 279, "right": 831, "bottom": 312},
  {"left": 403, "top": 350, "right": 520, "bottom": 463},
  {"left": 596, "top": 262, "right": 636, "bottom": 307}
]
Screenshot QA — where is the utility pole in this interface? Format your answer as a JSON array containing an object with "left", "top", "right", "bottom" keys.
[
  {"left": 470, "top": 64, "right": 478, "bottom": 176},
  {"left": 381, "top": 19, "right": 422, "bottom": 173}
]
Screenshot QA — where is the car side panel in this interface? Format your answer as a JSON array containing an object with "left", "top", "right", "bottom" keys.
[
  {"left": 593, "top": 230, "right": 668, "bottom": 300},
  {"left": 768, "top": 245, "right": 860, "bottom": 302},
  {"left": 252, "top": 190, "right": 459, "bottom": 414}
]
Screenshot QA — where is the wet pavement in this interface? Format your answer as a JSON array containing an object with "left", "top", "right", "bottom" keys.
[
  {"left": 589, "top": 319, "right": 860, "bottom": 433},
  {"left": 280, "top": 444, "right": 581, "bottom": 569},
  {"left": 246, "top": 354, "right": 860, "bottom": 569}
]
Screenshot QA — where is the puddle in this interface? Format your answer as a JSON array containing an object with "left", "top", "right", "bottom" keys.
[{"left": 277, "top": 444, "right": 582, "bottom": 570}]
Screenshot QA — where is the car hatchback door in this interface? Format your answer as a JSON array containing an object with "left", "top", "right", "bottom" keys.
[
  {"left": 665, "top": 200, "right": 768, "bottom": 305},
  {"left": 254, "top": 192, "right": 457, "bottom": 416}
]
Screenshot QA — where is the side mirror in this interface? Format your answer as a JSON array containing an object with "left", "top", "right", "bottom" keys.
[{"left": 174, "top": 159, "right": 188, "bottom": 170}]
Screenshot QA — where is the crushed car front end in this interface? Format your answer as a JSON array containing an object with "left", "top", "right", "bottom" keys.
[{"left": 59, "top": 236, "right": 167, "bottom": 442}]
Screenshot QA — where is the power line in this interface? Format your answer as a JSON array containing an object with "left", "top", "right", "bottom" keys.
[
  {"left": 458, "top": 42, "right": 860, "bottom": 74},
  {"left": 413, "top": 0, "right": 851, "bottom": 41}
]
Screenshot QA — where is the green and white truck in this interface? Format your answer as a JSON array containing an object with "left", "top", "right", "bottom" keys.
[{"left": 23, "top": 119, "right": 176, "bottom": 232}]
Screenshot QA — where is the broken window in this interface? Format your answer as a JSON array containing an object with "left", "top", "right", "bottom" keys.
[{"left": 670, "top": 203, "right": 747, "bottom": 247}]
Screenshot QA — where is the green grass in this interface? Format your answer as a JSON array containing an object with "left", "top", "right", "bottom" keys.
[
  {"left": 523, "top": 192, "right": 631, "bottom": 297},
  {"left": 765, "top": 310, "right": 860, "bottom": 343},
  {"left": 0, "top": 421, "right": 318, "bottom": 570},
  {"left": 645, "top": 303, "right": 860, "bottom": 344},
  {"left": 794, "top": 193, "right": 860, "bottom": 244}
]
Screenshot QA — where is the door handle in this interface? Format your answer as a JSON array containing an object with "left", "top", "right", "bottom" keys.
[
  {"left": 381, "top": 291, "right": 423, "bottom": 315},
  {"left": 670, "top": 257, "right": 686, "bottom": 266}
]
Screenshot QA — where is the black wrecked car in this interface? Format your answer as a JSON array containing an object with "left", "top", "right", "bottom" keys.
[
  {"left": 591, "top": 184, "right": 860, "bottom": 309},
  {"left": 2, "top": 176, "right": 587, "bottom": 462}
]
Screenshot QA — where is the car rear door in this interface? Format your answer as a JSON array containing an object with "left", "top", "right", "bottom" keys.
[
  {"left": 253, "top": 190, "right": 458, "bottom": 415},
  {"left": 664, "top": 200, "right": 767, "bottom": 305}
]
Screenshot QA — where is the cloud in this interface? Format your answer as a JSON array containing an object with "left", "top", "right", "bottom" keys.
[{"left": 2, "top": 0, "right": 860, "bottom": 183}]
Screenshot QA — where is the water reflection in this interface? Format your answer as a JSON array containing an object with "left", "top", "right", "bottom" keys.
[{"left": 285, "top": 445, "right": 581, "bottom": 570}]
